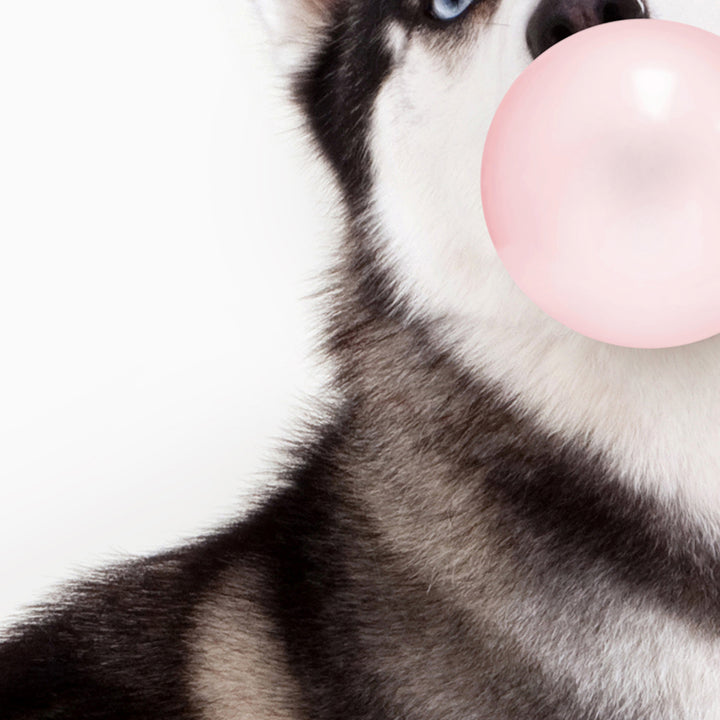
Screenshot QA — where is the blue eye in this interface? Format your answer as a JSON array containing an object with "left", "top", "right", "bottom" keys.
[{"left": 430, "top": 0, "right": 475, "bottom": 21}]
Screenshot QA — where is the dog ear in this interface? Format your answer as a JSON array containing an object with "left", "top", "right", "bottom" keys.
[{"left": 255, "top": 0, "right": 335, "bottom": 72}]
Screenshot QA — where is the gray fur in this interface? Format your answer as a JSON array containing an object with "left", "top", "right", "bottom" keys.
[{"left": 2, "top": 1, "right": 720, "bottom": 718}]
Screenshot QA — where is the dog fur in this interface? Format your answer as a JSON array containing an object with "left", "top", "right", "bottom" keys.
[{"left": 4, "top": 1, "right": 720, "bottom": 717}]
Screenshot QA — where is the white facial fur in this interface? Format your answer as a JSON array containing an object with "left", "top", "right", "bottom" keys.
[{"left": 369, "top": 0, "right": 720, "bottom": 533}]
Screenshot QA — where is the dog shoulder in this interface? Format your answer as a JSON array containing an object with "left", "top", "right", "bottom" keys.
[{"left": 0, "top": 532, "right": 305, "bottom": 720}]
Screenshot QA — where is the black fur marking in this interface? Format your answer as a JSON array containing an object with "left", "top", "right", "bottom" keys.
[
  {"left": 294, "top": 2, "right": 396, "bottom": 212},
  {"left": 248, "top": 411, "right": 396, "bottom": 720},
  {"left": 0, "top": 553, "right": 202, "bottom": 719},
  {"left": 478, "top": 433, "right": 720, "bottom": 633},
  {"left": 343, "top": 235, "right": 411, "bottom": 324}
]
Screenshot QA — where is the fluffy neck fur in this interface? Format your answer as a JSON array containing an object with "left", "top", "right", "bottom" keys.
[{"left": 262, "top": 225, "right": 720, "bottom": 719}]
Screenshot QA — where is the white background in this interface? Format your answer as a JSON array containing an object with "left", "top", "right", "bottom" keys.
[{"left": 0, "top": 1, "right": 337, "bottom": 627}]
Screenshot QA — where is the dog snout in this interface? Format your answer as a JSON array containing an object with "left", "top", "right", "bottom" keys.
[{"left": 526, "top": 0, "right": 649, "bottom": 59}]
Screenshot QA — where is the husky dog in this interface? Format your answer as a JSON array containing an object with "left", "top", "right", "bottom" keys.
[{"left": 5, "top": 0, "right": 720, "bottom": 717}]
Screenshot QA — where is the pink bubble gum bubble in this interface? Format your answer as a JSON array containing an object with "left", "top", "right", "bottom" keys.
[{"left": 481, "top": 19, "right": 720, "bottom": 349}]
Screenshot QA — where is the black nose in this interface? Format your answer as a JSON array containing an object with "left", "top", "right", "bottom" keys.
[{"left": 526, "top": 0, "right": 649, "bottom": 59}]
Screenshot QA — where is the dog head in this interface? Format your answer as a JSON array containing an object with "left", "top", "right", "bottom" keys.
[{"left": 256, "top": 0, "right": 720, "bottom": 522}]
